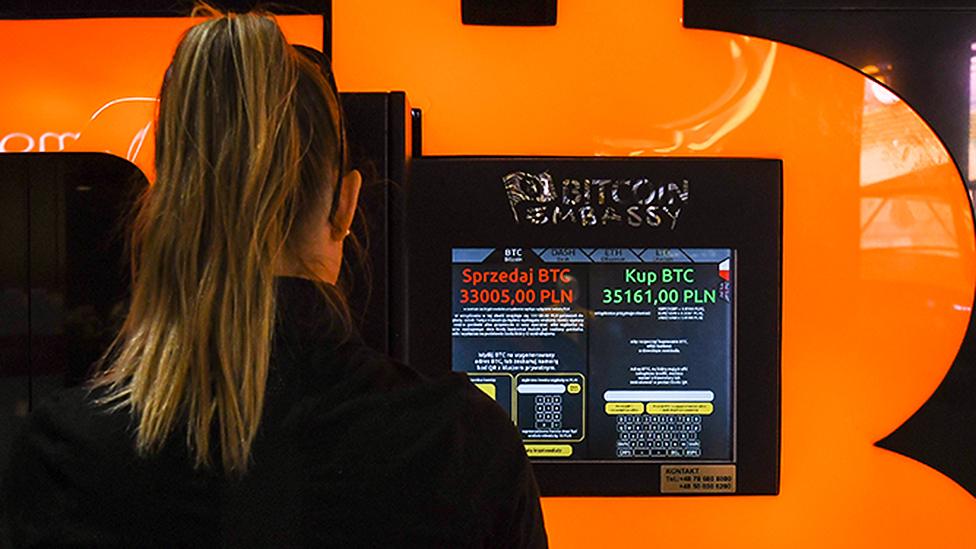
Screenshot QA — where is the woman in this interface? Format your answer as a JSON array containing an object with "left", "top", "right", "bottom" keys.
[{"left": 0, "top": 8, "right": 547, "bottom": 547}]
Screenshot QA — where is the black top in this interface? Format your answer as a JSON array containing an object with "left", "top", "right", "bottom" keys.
[{"left": 0, "top": 277, "right": 547, "bottom": 548}]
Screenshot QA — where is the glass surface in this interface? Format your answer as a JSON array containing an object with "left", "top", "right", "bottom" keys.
[
  {"left": 452, "top": 248, "right": 734, "bottom": 462},
  {"left": 0, "top": 153, "right": 145, "bottom": 431},
  {"left": 0, "top": 159, "right": 30, "bottom": 470}
]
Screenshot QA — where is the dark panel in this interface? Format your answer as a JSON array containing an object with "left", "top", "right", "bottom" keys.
[
  {"left": 342, "top": 93, "right": 392, "bottom": 355},
  {"left": 386, "top": 93, "right": 412, "bottom": 361},
  {"left": 0, "top": 152, "right": 141, "bottom": 470},
  {"left": 0, "top": 156, "right": 30, "bottom": 471},
  {"left": 462, "top": 0, "right": 557, "bottom": 26},
  {"left": 27, "top": 154, "right": 144, "bottom": 406},
  {"left": 411, "top": 108, "right": 424, "bottom": 159}
]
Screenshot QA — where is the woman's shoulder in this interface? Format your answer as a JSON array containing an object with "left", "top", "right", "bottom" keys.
[
  {"left": 12, "top": 386, "right": 132, "bottom": 457},
  {"left": 3, "top": 385, "right": 172, "bottom": 500},
  {"left": 283, "top": 349, "right": 543, "bottom": 546},
  {"left": 289, "top": 342, "right": 525, "bottom": 459},
  {"left": 0, "top": 386, "right": 191, "bottom": 546}
]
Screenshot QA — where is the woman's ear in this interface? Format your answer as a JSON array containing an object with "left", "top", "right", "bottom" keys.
[{"left": 331, "top": 169, "right": 362, "bottom": 240}]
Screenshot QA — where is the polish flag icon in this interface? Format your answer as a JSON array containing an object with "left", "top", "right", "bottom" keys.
[{"left": 718, "top": 259, "right": 731, "bottom": 281}]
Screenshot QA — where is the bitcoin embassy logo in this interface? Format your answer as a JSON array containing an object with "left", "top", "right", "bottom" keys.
[{"left": 503, "top": 171, "right": 690, "bottom": 229}]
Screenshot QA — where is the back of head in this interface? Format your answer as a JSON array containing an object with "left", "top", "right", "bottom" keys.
[{"left": 93, "top": 5, "right": 347, "bottom": 474}]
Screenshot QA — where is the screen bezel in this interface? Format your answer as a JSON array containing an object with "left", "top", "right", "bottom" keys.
[{"left": 407, "top": 156, "right": 781, "bottom": 496}]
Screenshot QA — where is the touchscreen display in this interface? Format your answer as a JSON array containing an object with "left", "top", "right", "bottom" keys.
[{"left": 452, "top": 247, "right": 734, "bottom": 462}]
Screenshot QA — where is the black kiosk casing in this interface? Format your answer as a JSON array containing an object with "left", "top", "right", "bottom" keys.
[
  {"left": 340, "top": 92, "right": 413, "bottom": 361},
  {"left": 407, "top": 157, "right": 781, "bottom": 496}
]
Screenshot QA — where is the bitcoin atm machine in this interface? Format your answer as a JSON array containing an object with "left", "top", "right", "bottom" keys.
[{"left": 407, "top": 157, "right": 781, "bottom": 496}]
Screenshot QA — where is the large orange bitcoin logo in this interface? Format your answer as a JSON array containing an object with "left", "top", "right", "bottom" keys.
[
  {"left": 332, "top": 1, "right": 976, "bottom": 546},
  {"left": 1, "top": 1, "right": 973, "bottom": 546}
]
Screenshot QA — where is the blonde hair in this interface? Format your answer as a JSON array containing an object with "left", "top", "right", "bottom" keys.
[{"left": 93, "top": 6, "right": 349, "bottom": 474}]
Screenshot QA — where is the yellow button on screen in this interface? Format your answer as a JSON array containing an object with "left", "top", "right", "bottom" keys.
[
  {"left": 524, "top": 444, "right": 573, "bottom": 457},
  {"left": 646, "top": 402, "right": 714, "bottom": 415},
  {"left": 567, "top": 382, "right": 582, "bottom": 394},
  {"left": 475, "top": 383, "right": 496, "bottom": 400},
  {"left": 605, "top": 402, "right": 644, "bottom": 415}
]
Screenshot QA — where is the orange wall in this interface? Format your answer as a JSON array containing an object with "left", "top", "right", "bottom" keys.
[
  {"left": 0, "top": 2, "right": 974, "bottom": 546},
  {"left": 332, "top": 1, "right": 976, "bottom": 547}
]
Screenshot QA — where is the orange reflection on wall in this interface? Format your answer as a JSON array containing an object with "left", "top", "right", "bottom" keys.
[{"left": 0, "top": 15, "right": 323, "bottom": 177}]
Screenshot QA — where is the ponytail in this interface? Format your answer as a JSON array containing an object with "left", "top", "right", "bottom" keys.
[{"left": 93, "top": 6, "right": 347, "bottom": 474}]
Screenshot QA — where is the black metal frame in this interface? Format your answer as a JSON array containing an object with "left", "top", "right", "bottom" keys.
[{"left": 0, "top": 0, "right": 331, "bottom": 56}]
